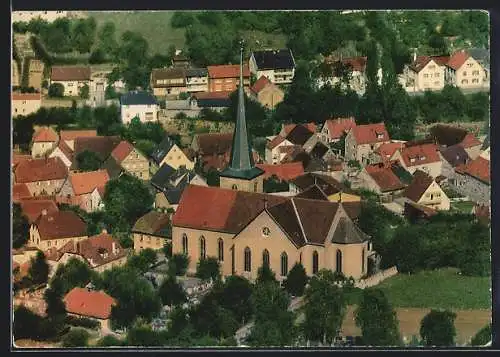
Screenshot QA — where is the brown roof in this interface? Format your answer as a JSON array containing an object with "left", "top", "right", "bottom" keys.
[
  {"left": 19, "top": 199, "right": 59, "bottom": 223},
  {"left": 403, "top": 170, "right": 435, "bottom": 202},
  {"left": 365, "top": 163, "right": 406, "bottom": 193},
  {"left": 251, "top": 76, "right": 272, "bottom": 94},
  {"left": 295, "top": 185, "right": 329, "bottom": 201},
  {"left": 282, "top": 123, "right": 317, "bottom": 136},
  {"left": 400, "top": 143, "right": 440, "bottom": 167},
  {"left": 15, "top": 157, "right": 68, "bottom": 183},
  {"left": 132, "top": 211, "right": 170, "bottom": 236},
  {"left": 35, "top": 211, "right": 87, "bottom": 240},
  {"left": 409, "top": 56, "right": 432, "bottom": 73},
  {"left": 430, "top": 124, "right": 468, "bottom": 147},
  {"left": 326, "top": 56, "right": 367, "bottom": 72},
  {"left": 151, "top": 67, "right": 186, "bottom": 87},
  {"left": 267, "top": 135, "right": 286, "bottom": 150},
  {"left": 256, "top": 162, "right": 304, "bottom": 181},
  {"left": 193, "top": 91, "right": 232, "bottom": 100},
  {"left": 404, "top": 201, "right": 438, "bottom": 220},
  {"left": 446, "top": 50, "right": 470, "bottom": 71},
  {"left": 69, "top": 170, "right": 110, "bottom": 195},
  {"left": 439, "top": 145, "right": 470, "bottom": 167},
  {"left": 13, "top": 183, "right": 32, "bottom": 202},
  {"left": 352, "top": 123, "right": 390, "bottom": 145},
  {"left": 60, "top": 130, "right": 97, "bottom": 141},
  {"left": 290, "top": 173, "right": 350, "bottom": 196},
  {"left": 459, "top": 133, "right": 482, "bottom": 149},
  {"left": 33, "top": 127, "right": 58, "bottom": 143},
  {"left": 194, "top": 132, "right": 233, "bottom": 156},
  {"left": 73, "top": 136, "right": 122, "bottom": 163},
  {"left": 375, "top": 142, "right": 405, "bottom": 161},
  {"left": 331, "top": 217, "right": 370, "bottom": 244},
  {"left": 111, "top": 141, "right": 135, "bottom": 163},
  {"left": 78, "top": 232, "right": 127, "bottom": 267},
  {"left": 51, "top": 66, "right": 91, "bottom": 81},
  {"left": 455, "top": 156, "right": 490, "bottom": 184},
  {"left": 12, "top": 92, "right": 41, "bottom": 101},
  {"left": 324, "top": 117, "right": 356, "bottom": 140},
  {"left": 286, "top": 124, "right": 314, "bottom": 146},
  {"left": 64, "top": 287, "right": 116, "bottom": 320},
  {"left": 207, "top": 64, "right": 250, "bottom": 79},
  {"left": 55, "top": 140, "right": 74, "bottom": 161}
]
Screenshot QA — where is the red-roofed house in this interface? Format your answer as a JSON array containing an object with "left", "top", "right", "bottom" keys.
[
  {"left": 403, "top": 170, "right": 450, "bottom": 210},
  {"left": 320, "top": 117, "right": 357, "bottom": 143},
  {"left": 105, "top": 141, "right": 150, "bottom": 180},
  {"left": 445, "top": 50, "right": 487, "bottom": 89},
  {"left": 58, "top": 170, "right": 110, "bottom": 212},
  {"left": 12, "top": 92, "right": 41, "bottom": 117},
  {"left": 12, "top": 153, "right": 32, "bottom": 169},
  {"left": 403, "top": 55, "right": 448, "bottom": 92},
  {"left": 373, "top": 141, "right": 406, "bottom": 163},
  {"left": 458, "top": 133, "right": 482, "bottom": 160},
  {"left": 265, "top": 135, "right": 293, "bottom": 164},
  {"left": 359, "top": 161, "right": 407, "bottom": 199},
  {"left": 345, "top": 123, "right": 391, "bottom": 164},
  {"left": 256, "top": 162, "right": 305, "bottom": 181},
  {"left": 14, "top": 157, "right": 68, "bottom": 196},
  {"left": 60, "top": 130, "right": 97, "bottom": 151},
  {"left": 453, "top": 156, "right": 490, "bottom": 204},
  {"left": 207, "top": 64, "right": 250, "bottom": 92},
  {"left": 31, "top": 126, "right": 59, "bottom": 158},
  {"left": 19, "top": 199, "right": 59, "bottom": 223},
  {"left": 394, "top": 143, "right": 442, "bottom": 178},
  {"left": 249, "top": 76, "right": 284, "bottom": 109},
  {"left": 64, "top": 287, "right": 116, "bottom": 330},
  {"left": 48, "top": 140, "right": 73, "bottom": 168},
  {"left": 13, "top": 183, "right": 32, "bottom": 202}
]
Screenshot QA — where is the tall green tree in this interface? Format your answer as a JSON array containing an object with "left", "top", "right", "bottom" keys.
[
  {"left": 75, "top": 150, "right": 102, "bottom": 171},
  {"left": 470, "top": 323, "right": 491, "bottom": 346},
  {"left": 28, "top": 251, "right": 50, "bottom": 285},
  {"left": 256, "top": 264, "right": 278, "bottom": 285},
  {"left": 355, "top": 288, "right": 401, "bottom": 346},
  {"left": 168, "top": 254, "right": 190, "bottom": 276},
  {"left": 283, "top": 263, "right": 308, "bottom": 297},
  {"left": 98, "top": 21, "right": 119, "bottom": 58},
  {"left": 218, "top": 275, "right": 254, "bottom": 324},
  {"left": 159, "top": 277, "right": 187, "bottom": 307},
  {"left": 420, "top": 309, "right": 457, "bottom": 346},
  {"left": 71, "top": 18, "right": 97, "bottom": 53},
  {"left": 196, "top": 257, "right": 221, "bottom": 281}
]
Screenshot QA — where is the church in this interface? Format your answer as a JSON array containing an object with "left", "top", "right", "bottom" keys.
[{"left": 171, "top": 48, "right": 376, "bottom": 281}]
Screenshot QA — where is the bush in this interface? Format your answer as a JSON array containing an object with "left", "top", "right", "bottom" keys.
[
  {"left": 470, "top": 323, "right": 491, "bottom": 346},
  {"left": 97, "top": 335, "right": 125, "bottom": 346},
  {"left": 178, "top": 92, "right": 190, "bottom": 100},
  {"left": 61, "top": 328, "right": 90, "bottom": 347},
  {"left": 169, "top": 254, "right": 190, "bottom": 276},
  {"left": 48, "top": 83, "right": 65, "bottom": 98},
  {"left": 65, "top": 315, "right": 100, "bottom": 330}
]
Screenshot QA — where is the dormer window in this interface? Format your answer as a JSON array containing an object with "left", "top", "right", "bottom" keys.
[
  {"left": 410, "top": 157, "right": 416, "bottom": 163},
  {"left": 377, "top": 133, "right": 384, "bottom": 139},
  {"left": 420, "top": 156, "right": 426, "bottom": 161}
]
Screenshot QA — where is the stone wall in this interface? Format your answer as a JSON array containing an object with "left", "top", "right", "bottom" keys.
[{"left": 355, "top": 266, "right": 398, "bottom": 289}]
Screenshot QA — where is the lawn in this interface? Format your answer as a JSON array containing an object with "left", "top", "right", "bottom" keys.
[{"left": 451, "top": 201, "right": 475, "bottom": 214}]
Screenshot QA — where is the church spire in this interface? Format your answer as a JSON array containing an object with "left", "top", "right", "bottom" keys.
[{"left": 220, "top": 41, "right": 264, "bottom": 180}]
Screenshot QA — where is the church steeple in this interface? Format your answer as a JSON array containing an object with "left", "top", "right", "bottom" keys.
[{"left": 220, "top": 43, "right": 264, "bottom": 181}]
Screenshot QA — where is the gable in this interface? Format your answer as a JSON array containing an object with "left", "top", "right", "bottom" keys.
[
  {"left": 460, "top": 57, "right": 482, "bottom": 71},
  {"left": 420, "top": 181, "right": 447, "bottom": 202},
  {"left": 122, "top": 148, "right": 147, "bottom": 165}
]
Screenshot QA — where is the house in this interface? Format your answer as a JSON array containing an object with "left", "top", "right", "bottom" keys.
[
  {"left": 249, "top": 76, "right": 284, "bottom": 109},
  {"left": 358, "top": 161, "right": 410, "bottom": 201},
  {"left": 185, "top": 68, "right": 209, "bottom": 93},
  {"left": 429, "top": 124, "right": 483, "bottom": 159},
  {"left": 12, "top": 92, "right": 41, "bottom": 117},
  {"left": 172, "top": 54, "right": 190, "bottom": 68},
  {"left": 319, "top": 56, "right": 379, "bottom": 94},
  {"left": 207, "top": 64, "right": 250, "bottom": 92},
  {"left": 191, "top": 91, "right": 232, "bottom": 111},
  {"left": 28, "top": 59, "right": 44, "bottom": 90},
  {"left": 120, "top": 91, "right": 159, "bottom": 124},
  {"left": 48, "top": 140, "right": 74, "bottom": 169},
  {"left": 151, "top": 136, "right": 195, "bottom": 170},
  {"left": 14, "top": 157, "right": 68, "bottom": 196},
  {"left": 63, "top": 287, "right": 116, "bottom": 330},
  {"left": 31, "top": 126, "right": 59, "bottom": 158},
  {"left": 50, "top": 66, "right": 91, "bottom": 96},
  {"left": 265, "top": 136, "right": 294, "bottom": 164},
  {"left": 445, "top": 50, "right": 487, "bottom": 89},
  {"left": 132, "top": 211, "right": 171, "bottom": 253},
  {"left": 255, "top": 162, "right": 305, "bottom": 182},
  {"left": 452, "top": 156, "right": 490, "bottom": 204},
  {"left": 265, "top": 124, "right": 318, "bottom": 165},
  {"left": 344, "top": 123, "right": 391, "bottom": 165},
  {"left": 172, "top": 184, "right": 375, "bottom": 281},
  {"left": 290, "top": 172, "right": 361, "bottom": 203},
  {"left": 19, "top": 198, "right": 59, "bottom": 223},
  {"left": 12, "top": 60, "right": 20, "bottom": 87},
  {"left": 439, "top": 145, "right": 470, "bottom": 179},
  {"left": 72, "top": 136, "right": 122, "bottom": 170},
  {"left": 320, "top": 117, "right": 356, "bottom": 144},
  {"left": 191, "top": 132, "right": 232, "bottom": 171},
  {"left": 403, "top": 55, "right": 448, "bottom": 92},
  {"left": 60, "top": 130, "right": 97, "bottom": 151},
  {"left": 403, "top": 170, "right": 450, "bottom": 211},
  {"left": 249, "top": 49, "right": 296, "bottom": 85},
  {"left": 29, "top": 210, "right": 87, "bottom": 251},
  {"left": 372, "top": 141, "right": 406, "bottom": 164},
  {"left": 394, "top": 143, "right": 442, "bottom": 178},
  {"left": 12, "top": 153, "right": 32, "bottom": 171},
  {"left": 403, "top": 201, "right": 438, "bottom": 223},
  {"left": 105, "top": 141, "right": 150, "bottom": 180},
  {"left": 458, "top": 133, "right": 482, "bottom": 160},
  {"left": 280, "top": 123, "right": 317, "bottom": 137},
  {"left": 468, "top": 48, "right": 490, "bottom": 87},
  {"left": 13, "top": 183, "right": 32, "bottom": 203},
  {"left": 58, "top": 170, "right": 109, "bottom": 212},
  {"left": 150, "top": 67, "right": 187, "bottom": 97}
]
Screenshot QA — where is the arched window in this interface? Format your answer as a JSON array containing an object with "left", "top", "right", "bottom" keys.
[
  {"left": 336, "top": 249, "right": 343, "bottom": 274},
  {"left": 312, "top": 251, "right": 319, "bottom": 274},
  {"left": 280, "top": 252, "right": 288, "bottom": 277},
  {"left": 262, "top": 249, "right": 270, "bottom": 267},
  {"left": 232, "top": 184, "right": 238, "bottom": 190},
  {"left": 182, "top": 234, "right": 188, "bottom": 255},
  {"left": 244, "top": 247, "right": 251, "bottom": 272},
  {"left": 218, "top": 238, "right": 224, "bottom": 262},
  {"left": 199, "top": 236, "right": 206, "bottom": 260},
  {"left": 361, "top": 248, "right": 365, "bottom": 274}
]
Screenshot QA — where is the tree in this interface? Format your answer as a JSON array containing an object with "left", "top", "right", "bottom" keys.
[
  {"left": 103, "top": 175, "right": 154, "bottom": 232},
  {"left": 355, "top": 288, "right": 401, "bottom": 346},
  {"left": 420, "top": 309, "right": 457, "bottom": 347},
  {"left": 61, "top": 328, "right": 90, "bottom": 347},
  {"left": 75, "top": 150, "right": 102, "bottom": 171},
  {"left": 48, "top": 83, "right": 64, "bottom": 98},
  {"left": 283, "top": 263, "right": 308, "bottom": 297},
  {"left": 13, "top": 203, "right": 30, "bottom": 249},
  {"left": 470, "top": 323, "right": 491, "bottom": 346},
  {"left": 263, "top": 175, "right": 289, "bottom": 193},
  {"left": 104, "top": 84, "right": 118, "bottom": 100},
  {"left": 168, "top": 254, "right": 190, "bottom": 276},
  {"left": 89, "top": 47, "right": 106, "bottom": 64},
  {"left": 205, "top": 167, "right": 220, "bottom": 186},
  {"left": 302, "top": 270, "right": 346, "bottom": 345},
  {"left": 159, "top": 277, "right": 187, "bottom": 307},
  {"left": 13, "top": 117, "right": 35, "bottom": 150},
  {"left": 163, "top": 241, "right": 172, "bottom": 258},
  {"left": 28, "top": 251, "right": 50, "bottom": 285},
  {"left": 72, "top": 18, "right": 97, "bottom": 53},
  {"left": 256, "top": 264, "right": 278, "bottom": 285},
  {"left": 13, "top": 305, "right": 44, "bottom": 340},
  {"left": 41, "top": 18, "right": 73, "bottom": 53},
  {"left": 98, "top": 21, "right": 118, "bottom": 58},
  {"left": 79, "top": 83, "right": 90, "bottom": 99},
  {"left": 96, "top": 335, "right": 124, "bottom": 347},
  {"left": 196, "top": 257, "right": 221, "bottom": 281},
  {"left": 127, "top": 249, "right": 157, "bottom": 273},
  {"left": 218, "top": 275, "right": 254, "bottom": 324}
]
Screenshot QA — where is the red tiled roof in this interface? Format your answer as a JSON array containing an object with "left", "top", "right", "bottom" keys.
[
  {"left": 409, "top": 56, "right": 432, "bottom": 73},
  {"left": 35, "top": 211, "right": 87, "bottom": 240},
  {"left": 13, "top": 183, "right": 32, "bottom": 202},
  {"left": 111, "top": 141, "right": 135, "bottom": 163},
  {"left": 431, "top": 55, "right": 450, "bottom": 66},
  {"left": 60, "top": 130, "right": 97, "bottom": 141},
  {"left": 15, "top": 157, "right": 68, "bottom": 183},
  {"left": 455, "top": 156, "right": 490, "bottom": 184},
  {"left": 324, "top": 117, "right": 356, "bottom": 140},
  {"left": 365, "top": 163, "right": 406, "bottom": 192},
  {"left": 51, "top": 66, "right": 91, "bottom": 81},
  {"left": 400, "top": 143, "right": 440, "bottom": 167},
  {"left": 352, "top": 123, "right": 390, "bottom": 145},
  {"left": 251, "top": 76, "right": 272, "bottom": 94},
  {"left": 55, "top": 140, "right": 74, "bottom": 161},
  {"left": 193, "top": 91, "right": 232, "bottom": 100},
  {"left": 341, "top": 57, "right": 367, "bottom": 72},
  {"left": 375, "top": 142, "right": 405, "bottom": 160},
  {"left": 64, "top": 287, "right": 116, "bottom": 320},
  {"left": 446, "top": 50, "right": 470, "bottom": 71},
  {"left": 79, "top": 232, "right": 127, "bottom": 267},
  {"left": 256, "top": 162, "right": 305, "bottom": 181},
  {"left": 267, "top": 135, "right": 286, "bottom": 150},
  {"left": 33, "top": 127, "right": 58, "bottom": 143},
  {"left": 19, "top": 199, "right": 59, "bottom": 223},
  {"left": 207, "top": 64, "right": 250, "bottom": 79},
  {"left": 12, "top": 153, "right": 32, "bottom": 168},
  {"left": 459, "top": 133, "right": 482, "bottom": 149},
  {"left": 195, "top": 132, "right": 233, "bottom": 156},
  {"left": 69, "top": 170, "right": 110, "bottom": 196},
  {"left": 12, "top": 92, "right": 41, "bottom": 101}
]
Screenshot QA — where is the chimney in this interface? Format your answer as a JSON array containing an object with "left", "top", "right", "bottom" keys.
[
  {"left": 41, "top": 209, "right": 48, "bottom": 216},
  {"left": 101, "top": 228, "right": 108, "bottom": 234},
  {"left": 112, "top": 242, "right": 117, "bottom": 255}
]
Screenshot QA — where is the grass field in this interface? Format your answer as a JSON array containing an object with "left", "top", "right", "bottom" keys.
[
  {"left": 451, "top": 201, "right": 475, "bottom": 214},
  {"left": 87, "top": 11, "right": 186, "bottom": 55}
]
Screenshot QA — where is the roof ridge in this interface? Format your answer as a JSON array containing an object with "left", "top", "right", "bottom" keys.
[{"left": 291, "top": 198, "right": 308, "bottom": 244}]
